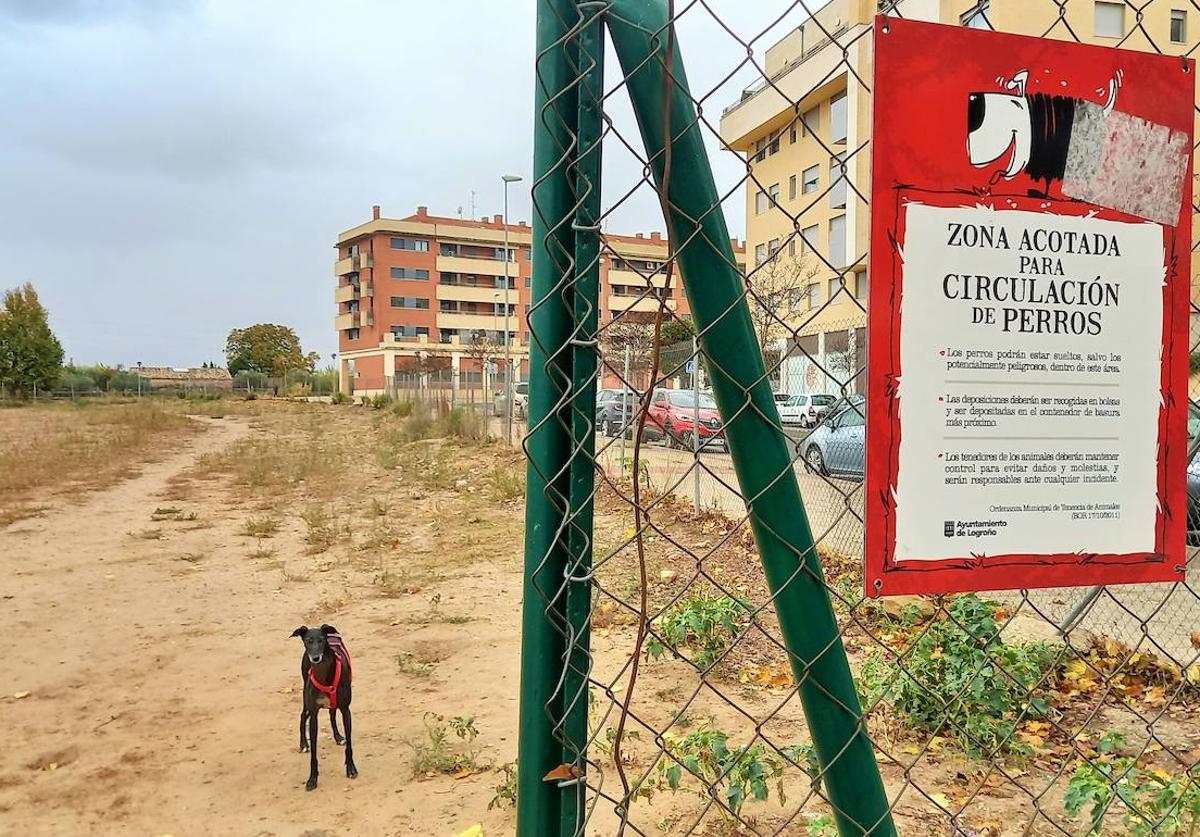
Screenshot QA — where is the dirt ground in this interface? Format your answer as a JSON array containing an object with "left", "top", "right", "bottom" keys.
[
  {"left": 3, "top": 400, "right": 1197, "bottom": 837},
  {"left": 0, "top": 403, "right": 526, "bottom": 836}
]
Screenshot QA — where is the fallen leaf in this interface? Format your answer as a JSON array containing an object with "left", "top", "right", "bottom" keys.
[
  {"left": 451, "top": 767, "right": 474, "bottom": 779},
  {"left": 543, "top": 763, "right": 583, "bottom": 782},
  {"left": 1191, "top": 631, "right": 1200, "bottom": 651}
]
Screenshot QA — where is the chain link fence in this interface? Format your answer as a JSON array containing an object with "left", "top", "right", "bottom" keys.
[{"left": 519, "top": 1, "right": 1200, "bottom": 834}]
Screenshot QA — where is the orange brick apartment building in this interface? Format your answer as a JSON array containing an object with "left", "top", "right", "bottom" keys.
[{"left": 335, "top": 205, "right": 744, "bottom": 396}]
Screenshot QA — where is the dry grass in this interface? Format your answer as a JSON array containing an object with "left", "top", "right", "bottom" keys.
[
  {"left": 0, "top": 401, "right": 201, "bottom": 525},
  {"left": 242, "top": 515, "right": 281, "bottom": 538}
]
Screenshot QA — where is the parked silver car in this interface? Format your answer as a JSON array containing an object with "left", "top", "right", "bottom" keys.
[
  {"left": 778, "top": 393, "right": 838, "bottom": 427},
  {"left": 800, "top": 395, "right": 865, "bottom": 479}
]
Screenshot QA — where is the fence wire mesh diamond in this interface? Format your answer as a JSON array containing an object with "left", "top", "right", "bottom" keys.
[{"left": 519, "top": 1, "right": 1200, "bottom": 835}]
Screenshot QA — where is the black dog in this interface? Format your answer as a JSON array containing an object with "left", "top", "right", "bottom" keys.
[{"left": 291, "top": 624, "right": 357, "bottom": 789}]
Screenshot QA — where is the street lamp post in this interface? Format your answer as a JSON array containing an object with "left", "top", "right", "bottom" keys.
[{"left": 501, "top": 174, "right": 523, "bottom": 446}]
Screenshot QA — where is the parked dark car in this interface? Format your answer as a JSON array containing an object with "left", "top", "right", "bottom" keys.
[
  {"left": 596, "top": 390, "right": 661, "bottom": 440},
  {"left": 800, "top": 395, "right": 865, "bottom": 479}
]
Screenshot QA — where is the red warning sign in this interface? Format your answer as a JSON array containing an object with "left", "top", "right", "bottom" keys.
[{"left": 865, "top": 17, "right": 1193, "bottom": 596}]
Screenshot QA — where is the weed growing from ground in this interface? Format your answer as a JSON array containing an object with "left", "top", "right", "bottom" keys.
[
  {"left": 396, "top": 651, "right": 435, "bottom": 677},
  {"left": 647, "top": 593, "right": 750, "bottom": 671},
  {"left": 242, "top": 515, "right": 280, "bottom": 538},
  {"left": 411, "top": 713, "right": 485, "bottom": 776},
  {"left": 858, "top": 594, "right": 1058, "bottom": 757},
  {"left": 489, "top": 762, "right": 518, "bottom": 810}
]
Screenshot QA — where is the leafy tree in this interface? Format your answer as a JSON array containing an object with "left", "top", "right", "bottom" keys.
[
  {"left": 0, "top": 283, "right": 64, "bottom": 396},
  {"left": 658, "top": 315, "right": 695, "bottom": 348},
  {"left": 225, "top": 324, "right": 316, "bottom": 376}
]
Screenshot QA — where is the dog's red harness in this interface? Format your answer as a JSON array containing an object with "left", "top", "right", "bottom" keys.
[{"left": 309, "top": 655, "right": 343, "bottom": 710}]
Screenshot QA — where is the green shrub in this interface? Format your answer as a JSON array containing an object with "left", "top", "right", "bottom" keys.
[
  {"left": 645, "top": 722, "right": 808, "bottom": 816},
  {"left": 371, "top": 393, "right": 393, "bottom": 410},
  {"left": 647, "top": 594, "right": 750, "bottom": 670},
  {"left": 1065, "top": 733, "right": 1200, "bottom": 834},
  {"left": 858, "top": 594, "right": 1057, "bottom": 756},
  {"left": 392, "top": 399, "right": 413, "bottom": 418},
  {"left": 330, "top": 390, "right": 348, "bottom": 405}
]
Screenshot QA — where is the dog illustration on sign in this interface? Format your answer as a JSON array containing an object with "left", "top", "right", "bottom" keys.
[
  {"left": 967, "top": 68, "right": 1122, "bottom": 187},
  {"left": 965, "top": 66, "right": 1187, "bottom": 225}
]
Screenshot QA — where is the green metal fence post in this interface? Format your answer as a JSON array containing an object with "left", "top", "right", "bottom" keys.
[
  {"left": 604, "top": 4, "right": 896, "bottom": 834},
  {"left": 561, "top": 2, "right": 605, "bottom": 834},
  {"left": 518, "top": 0, "right": 580, "bottom": 833}
]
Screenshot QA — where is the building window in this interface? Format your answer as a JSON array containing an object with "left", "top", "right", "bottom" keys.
[
  {"left": 1095, "top": 1, "right": 1125, "bottom": 37},
  {"left": 788, "top": 289, "right": 803, "bottom": 311},
  {"left": 801, "top": 225, "right": 818, "bottom": 257},
  {"left": 769, "top": 183, "right": 780, "bottom": 207},
  {"left": 346, "top": 328, "right": 360, "bottom": 340},
  {"left": 755, "top": 138, "right": 766, "bottom": 163},
  {"left": 802, "top": 165, "right": 819, "bottom": 194},
  {"left": 495, "top": 247, "right": 517, "bottom": 261},
  {"left": 391, "top": 237, "right": 429, "bottom": 251},
  {"left": 755, "top": 190, "right": 768, "bottom": 215},
  {"left": 525, "top": 276, "right": 531, "bottom": 288},
  {"left": 391, "top": 267, "right": 429, "bottom": 280},
  {"left": 829, "top": 215, "right": 847, "bottom": 267},
  {"left": 789, "top": 123, "right": 797, "bottom": 144},
  {"left": 391, "top": 325, "right": 430, "bottom": 338},
  {"left": 855, "top": 271, "right": 869, "bottom": 300},
  {"left": 802, "top": 106, "right": 819, "bottom": 137},
  {"left": 754, "top": 243, "right": 768, "bottom": 266},
  {"left": 828, "top": 277, "right": 842, "bottom": 302},
  {"left": 1172, "top": 9, "right": 1187, "bottom": 42},
  {"left": 830, "top": 91, "right": 847, "bottom": 144},
  {"left": 830, "top": 153, "right": 847, "bottom": 209},
  {"left": 768, "top": 238, "right": 780, "bottom": 258},
  {"left": 769, "top": 131, "right": 780, "bottom": 155},
  {"left": 789, "top": 175, "right": 797, "bottom": 201},
  {"left": 493, "top": 275, "right": 516, "bottom": 289},
  {"left": 807, "top": 282, "right": 821, "bottom": 309},
  {"left": 788, "top": 238, "right": 796, "bottom": 257},
  {"left": 390, "top": 296, "right": 430, "bottom": 309},
  {"left": 961, "top": 1, "right": 993, "bottom": 29}
]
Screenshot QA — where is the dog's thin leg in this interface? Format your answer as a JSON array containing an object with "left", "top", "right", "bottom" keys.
[
  {"left": 299, "top": 708, "right": 309, "bottom": 753},
  {"left": 343, "top": 707, "right": 357, "bottom": 779},
  {"left": 329, "top": 707, "right": 344, "bottom": 746},
  {"left": 305, "top": 709, "right": 319, "bottom": 790}
]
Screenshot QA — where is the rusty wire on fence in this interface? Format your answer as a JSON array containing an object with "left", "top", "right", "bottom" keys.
[{"left": 521, "top": 0, "right": 1200, "bottom": 834}]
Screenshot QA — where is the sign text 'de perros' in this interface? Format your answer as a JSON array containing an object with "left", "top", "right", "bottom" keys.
[{"left": 865, "top": 17, "right": 1193, "bottom": 596}]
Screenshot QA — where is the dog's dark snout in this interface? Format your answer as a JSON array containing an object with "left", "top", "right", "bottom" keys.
[{"left": 968, "top": 93, "right": 986, "bottom": 133}]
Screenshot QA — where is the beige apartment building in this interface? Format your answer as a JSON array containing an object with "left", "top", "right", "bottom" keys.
[
  {"left": 335, "top": 205, "right": 743, "bottom": 396},
  {"left": 719, "top": 0, "right": 1198, "bottom": 395}
]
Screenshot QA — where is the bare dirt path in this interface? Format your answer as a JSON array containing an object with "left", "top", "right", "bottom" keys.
[{"left": 0, "top": 414, "right": 524, "bottom": 836}]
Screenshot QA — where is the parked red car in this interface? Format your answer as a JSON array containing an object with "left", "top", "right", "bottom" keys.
[{"left": 647, "top": 388, "right": 725, "bottom": 449}]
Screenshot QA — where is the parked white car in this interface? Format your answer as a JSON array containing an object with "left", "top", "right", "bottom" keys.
[{"left": 778, "top": 393, "right": 838, "bottom": 428}]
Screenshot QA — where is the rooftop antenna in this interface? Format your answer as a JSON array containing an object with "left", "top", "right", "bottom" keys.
[
  {"left": 469, "top": 190, "right": 476, "bottom": 219},
  {"left": 457, "top": 206, "right": 463, "bottom": 218}
]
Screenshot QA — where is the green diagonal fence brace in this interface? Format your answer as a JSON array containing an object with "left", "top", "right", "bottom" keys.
[{"left": 602, "top": 3, "right": 896, "bottom": 835}]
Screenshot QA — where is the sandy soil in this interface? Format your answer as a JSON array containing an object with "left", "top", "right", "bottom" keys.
[{"left": 0, "top": 413, "right": 524, "bottom": 836}]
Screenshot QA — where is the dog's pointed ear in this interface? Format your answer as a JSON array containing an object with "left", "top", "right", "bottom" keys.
[
  {"left": 291, "top": 626, "right": 308, "bottom": 638},
  {"left": 320, "top": 624, "right": 339, "bottom": 635}
]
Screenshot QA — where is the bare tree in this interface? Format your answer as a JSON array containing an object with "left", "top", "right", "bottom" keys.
[
  {"left": 463, "top": 334, "right": 499, "bottom": 395},
  {"left": 601, "top": 314, "right": 658, "bottom": 390},
  {"left": 745, "top": 253, "right": 821, "bottom": 377}
]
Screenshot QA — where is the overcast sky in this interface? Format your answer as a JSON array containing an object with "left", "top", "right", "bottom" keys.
[{"left": 0, "top": 0, "right": 802, "bottom": 367}]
